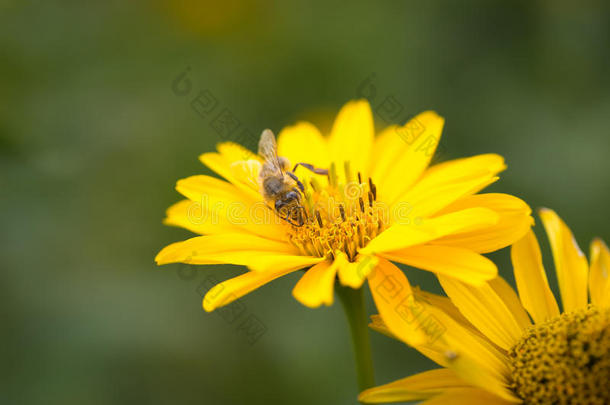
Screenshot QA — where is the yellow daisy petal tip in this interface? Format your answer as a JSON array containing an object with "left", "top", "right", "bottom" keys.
[
  {"left": 416, "top": 111, "right": 446, "bottom": 134},
  {"left": 589, "top": 237, "right": 610, "bottom": 307},
  {"left": 357, "top": 390, "right": 376, "bottom": 403},
  {"left": 154, "top": 238, "right": 202, "bottom": 266},
  {"left": 538, "top": 206, "right": 588, "bottom": 311},
  {"left": 331, "top": 98, "right": 374, "bottom": 127},
  {"left": 538, "top": 206, "right": 586, "bottom": 255},
  {"left": 537, "top": 207, "right": 556, "bottom": 218},
  {"left": 348, "top": 98, "right": 372, "bottom": 108},
  {"left": 154, "top": 246, "right": 173, "bottom": 265},
  {"left": 215, "top": 141, "right": 234, "bottom": 150},
  {"left": 293, "top": 297, "right": 332, "bottom": 309},
  {"left": 301, "top": 301, "right": 323, "bottom": 309},
  {"left": 417, "top": 109, "right": 444, "bottom": 121},
  {"left": 198, "top": 151, "right": 214, "bottom": 162},
  {"left": 589, "top": 237, "right": 606, "bottom": 263},
  {"left": 486, "top": 153, "right": 506, "bottom": 170},
  {"left": 216, "top": 141, "right": 255, "bottom": 155},
  {"left": 202, "top": 283, "right": 226, "bottom": 312},
  {"left": 202, "top": 296, "right": 215, "bottom": 312},
  {"left": 591, "top": 237, "right": 608, "bottom": 249}
]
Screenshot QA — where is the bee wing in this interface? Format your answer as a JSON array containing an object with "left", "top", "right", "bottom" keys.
[{"left": 258, "top": 129, "right": 283, "bottom": 175}]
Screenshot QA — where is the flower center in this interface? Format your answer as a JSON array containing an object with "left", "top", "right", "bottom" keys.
[
  {"left": 287, "top": 162, "right": 387, "bottom": 261},
  {"left": 508, "top": 305, "right": 610, "bottom": 404}
]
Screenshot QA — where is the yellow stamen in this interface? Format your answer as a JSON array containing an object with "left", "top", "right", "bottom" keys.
[{"left": 287, "top": 169, "right": 386, "bottom": 262}]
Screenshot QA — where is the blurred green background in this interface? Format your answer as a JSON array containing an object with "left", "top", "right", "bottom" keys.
[{"left": 2, "top": 1, "right": 609, "bottom": 404}]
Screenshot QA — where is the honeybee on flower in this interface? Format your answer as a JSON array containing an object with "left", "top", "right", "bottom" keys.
[{"left": 156, "top": 99, "right": 533, "bottom": 333}]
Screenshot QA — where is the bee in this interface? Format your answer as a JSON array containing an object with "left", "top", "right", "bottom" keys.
[{"left": 258, "top": 129, "right": 327, "bottom": 226}]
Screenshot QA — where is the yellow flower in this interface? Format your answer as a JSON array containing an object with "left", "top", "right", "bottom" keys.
[
  {"left": 155, "top": 99, "right": 532, "bottom": 321},
  {"left": 360, "top": 208, "right": 610, "bottom": 404}
]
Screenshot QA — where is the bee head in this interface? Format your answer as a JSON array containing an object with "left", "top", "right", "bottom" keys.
[{"left": 275, "top": 191, "right": 304, "bottom": 226}]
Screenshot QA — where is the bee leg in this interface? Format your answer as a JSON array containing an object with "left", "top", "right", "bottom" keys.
[
  {"left": 287, "top": 218, "right": 302, "bottom": 226},
  {"left": 292, "top": 162, "right": 329, "bottom": 176},
  {"left": 286, "top": 207, "right": 305, "bottom": 227},
  {"left": 286, "top": 171, "right": 305, "bottom": 192}
]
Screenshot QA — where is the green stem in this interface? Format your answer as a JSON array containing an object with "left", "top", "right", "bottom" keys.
[{"left": 336, "top": 283, "right": 375, "bottom": 394}]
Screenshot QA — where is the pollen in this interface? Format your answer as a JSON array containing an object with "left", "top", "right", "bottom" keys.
[
  {"left": 508, "top": 305, "right": 610, "bottom": 404},
  {"left": 287, "top": 162, "right": 387, "bottom": 262}
]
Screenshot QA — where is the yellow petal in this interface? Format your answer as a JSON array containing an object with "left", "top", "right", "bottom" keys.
[
  {"left": 165, "top": 198, "right": 285, "bottom": 242},
  {"left": 539, "top": 208, "right": 589, "bottom": 312},
  {"left": 370, "top": 118, "right": 434, "bottom": 189},
  {"left": 381, "top": 245, "right": 497, "bottom": 286},
  {"left": 292, "top": 259, "right": 338, "bottom": 308},
  {"left": 420, "top": 153, "right": 506, "bottom": 181},
  {"left": 338, "top": 254, "right": 378, "bottom": 288},
  {"left": 358, "top": 369, "right": 469, "bottom": 403},
  {"left": 488, "top": 277, "right": 532, "bottom": 330},
  {"left": 432, "top": 193, "right": 533, "bottom": 254},
  {"left": 328, "top": 100, "right": 374, "bottom": 177},
  {"left": 440, "top": 352, "right": 516, "bottom": 403},
  {"left": 161, "top": 252, "right": 322, "bottom": 275},
  {"left": 433, "top": 311, "right": 508, "bottom": 376},
  {"left": 155, "top": 233, "right": 297, "bottom": 264},
  {"left": 277, "top": 121, "right": 329, "bottom": 170},
  {"left": 155, "top": 233, "right": 322, "bottom": 272},
  {"left": 413, "top": 289, "right": 479, "bottom": 335},
  {"left": 226, "top": 159, "right": 261, "bottom": 191},
  {"left": 370, "top": 124, "right": 402, "bottom": 184},
  {"left": 360, "top": 207, "right": 499, "bottom": 255},
  {"left": 438, "top": 275, "right": 527, "bottom": 350},
  {"left": 368, "top": 314, "right": 399, "bottom": 340},
  {"left": 243, "top": 254, "right": 322, "bottom": 272},
  {"left": 418, "top": 388, "right": 515, "bottom": 405},
  {"left": 172, "top": 175, "right": 287, "bottom": 241},
  {"left": 203, "top": 267, "right": 298, "bottom": 312},
  {"left": 375, "top": 111, "right": 445, "bottom": 205},
  {"left": 511, "top": 230, "right": 559, "bottom": 324},
  {"left": 175, "top": 174, "right": 249, "bottom": 202},
  {"left": 589, "top": 238, "right": 610, "bottom": 308},
  {"left": 411, "top": 302, "right": 514, "bottom": 401},
  {"left": 368, "top": 309, "right": 473, "bottom": 370},
  {"left": 395, "top": 154, "right": 506, "bottom": 218},
  {"left": 366, "top": 258, "right": 428, "bottom": 345},
  {"left": 395, "top": 176, "right": 499, "bottom": 222},
  {"left": 216, "top": 141, "right": 258, "bottom": 162},
  {"left": 164, "top": 199, "right": 230, "bottom": 235},
  {"left": 199, "top": 151, "right": 260, "bottom": 198},
  {"left": 373, "top": 294, "right": 509, "bottom": 395}
]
